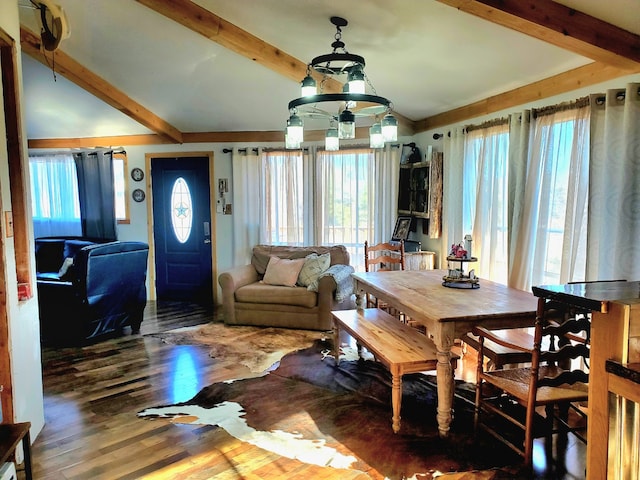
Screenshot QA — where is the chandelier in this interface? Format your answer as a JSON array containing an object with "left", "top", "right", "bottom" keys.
[{"left": 285, "top": 16, "right": 398, "bottom": 151}]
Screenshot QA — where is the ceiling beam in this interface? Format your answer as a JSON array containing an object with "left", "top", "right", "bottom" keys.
[
  {"left": 415, "top": 61, "right": 640, "bottom": 131},
  {"left": 135, "top": 0, "right": 415, "bottom": 134},
  {"left": 26, "top": 127, "right": 380, "bottom": 149},
  {"left": 20, "top": 27, "right": 184, "bottom": 144},
  {"left": 437, "top": 0, "right": 640, "bottom": 69}
]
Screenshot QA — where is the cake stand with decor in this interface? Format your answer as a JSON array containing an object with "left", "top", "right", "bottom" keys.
[{"left": 442, "top": 255, "right": 479, "bottom": 289}]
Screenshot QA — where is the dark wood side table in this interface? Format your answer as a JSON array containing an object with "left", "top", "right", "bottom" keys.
[
  {"left": 532, "top": 280, "right": 640, "bottom": 480},
  {"left": 0, "top": 422, "right": 32, "bottom": 480}
]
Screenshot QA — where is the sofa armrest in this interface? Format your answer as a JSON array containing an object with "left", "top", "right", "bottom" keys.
[
  {"left": 316, "top": 274, "right": 338, "bottom": 320},
  {"left": 218, "top": 265, "right": 259, "bottom": 324}
]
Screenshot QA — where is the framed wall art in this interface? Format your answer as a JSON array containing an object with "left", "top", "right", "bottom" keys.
[{"left": 391, "top": 216, "right": 412, "bottom": 242}]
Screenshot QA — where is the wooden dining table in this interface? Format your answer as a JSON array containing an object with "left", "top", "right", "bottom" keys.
[{"left": 351, "top": 269, "right": 538, "bottom": 437}]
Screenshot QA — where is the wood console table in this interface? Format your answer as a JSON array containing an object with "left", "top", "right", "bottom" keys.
[
  {"left": 531, "top": 280, "right": 640, "bottom": 480},
  {"left": 352, "top": 269, "right": 538, "bottom": 436},
  {"left": 0, "top": 422, "right": 32, "bottom": 480}
]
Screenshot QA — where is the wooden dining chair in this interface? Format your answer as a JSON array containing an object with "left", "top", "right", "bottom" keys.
[
  {"left": 364, "top": 240, "right": 405, "bottom": 275},
  {"left": 364, "top": 240, "right": 406, "bottom": 321},
  {"left": 473, "top": 298, "right": 591, "bottom": 467}
]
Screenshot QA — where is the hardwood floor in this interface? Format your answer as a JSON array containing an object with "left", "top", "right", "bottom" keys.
[{"left": 27, "top": 302, "right": 587, "bottom": 479}]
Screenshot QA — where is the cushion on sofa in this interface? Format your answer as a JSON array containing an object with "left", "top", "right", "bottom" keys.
[
  {"left": 297, "top": 252, "right": 331, "bottom": 287},
  {"left": 262, "top": 256, "right": 306, "bottom": 287},
  {"left": 63, "top": 240, "right": 96, "bottom": 260},
  {"left": 236, "top": 283, "right": 317, "bottom": 308},
  {"left": 251, "top": 245, "right": 350, "bottom": 275}
]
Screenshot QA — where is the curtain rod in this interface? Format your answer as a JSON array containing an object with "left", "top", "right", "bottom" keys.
[
  {"left": 594, "top": 86, "right": 639, "bottom": 105},
  {"left": 223, "top": 144, "right": 401, "bottom": 153}
]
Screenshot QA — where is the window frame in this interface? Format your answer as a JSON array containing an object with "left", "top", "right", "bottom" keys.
[{"left": 113, "top": 152, "right": 131, "bottom": 224}]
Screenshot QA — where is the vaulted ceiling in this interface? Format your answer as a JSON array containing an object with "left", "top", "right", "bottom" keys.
[{"left": 18, "top": 0, "right": 640, "bottom": 148}]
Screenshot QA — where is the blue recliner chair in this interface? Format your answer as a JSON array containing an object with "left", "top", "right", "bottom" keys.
[{"left": 35, "top": 239, "right": 149, "bottom": 345}]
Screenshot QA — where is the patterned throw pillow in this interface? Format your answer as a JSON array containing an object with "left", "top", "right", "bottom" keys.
[
  {"left": 262, "top": 256, "right": 306, "bottom": 287},
  {"left": 297, "top": 252, "right": 331, "bottom": 288}
]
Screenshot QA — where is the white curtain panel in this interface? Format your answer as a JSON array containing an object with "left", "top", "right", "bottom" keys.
[
  {"left": 507, "top": 111, "right": 530, "bottom": 288},
  {"left": 262, "top": 149, "right": 309, "bottom": 246},
  {"left": 231, "top": 148, "right": 262, "bottom": 266},
  {"left": 373, "top": 144, "right": 401, "bottom": 243},
  {"left": 509, "top": 102, "right": 590, "bottom": 291},
  {"left": 587, "top": 83, "right": 640, "bottom": 281},
  {"left": 467, "top": 123, "right": 510, "bottom": 284},
  {"left": 442, "top": 128, "right": 465, "bottom": 269}
]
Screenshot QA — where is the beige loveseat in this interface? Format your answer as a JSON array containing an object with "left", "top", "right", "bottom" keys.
[{"left": 218, "top": 245, "right": 355, "bottom": 330}]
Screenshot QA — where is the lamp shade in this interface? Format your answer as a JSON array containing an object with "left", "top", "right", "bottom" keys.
[
  {"left": 325, "top": 127, "right": 339, "bottom": 151},
  {"left": 369, "top": 123, "right": 384, "bottom": 149},
  {"left": 301, "top": 74, "right": 317, "bottom": 97},
  {"left": 381, "top": 113, "right": 398, "bottom": 142},
  {"left": 338, "top": 110, "right": 355, "bottom": 139}
]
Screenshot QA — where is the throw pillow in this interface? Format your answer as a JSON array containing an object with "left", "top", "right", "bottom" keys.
[
  {"left": 262, "top": 256, "right": 306, "bottom": 287},
  {"left": 297, "top": 253, "right": 331, "bottom": 287}
]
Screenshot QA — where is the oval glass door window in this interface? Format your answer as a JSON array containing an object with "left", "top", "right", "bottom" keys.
[{"left": 171, "top": 177, "right": 193, "bottom": 243}]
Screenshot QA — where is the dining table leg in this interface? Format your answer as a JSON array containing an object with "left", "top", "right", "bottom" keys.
[
  {"left": 432, "top": 324, "right": 456, "bottom": 437},
  {"left": 354, "top": 287, "right": 365, "bottom": 311}
]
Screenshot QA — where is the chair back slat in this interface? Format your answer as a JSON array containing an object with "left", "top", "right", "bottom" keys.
[
  {"left": 538, "top": 369, "right": 589, "bottom": 388},
  {"left": 545, "top": 315, "right": 591, "bottom": 340},
  {"left": 364, "top": 240, "right": 405, "bottom": 272}
]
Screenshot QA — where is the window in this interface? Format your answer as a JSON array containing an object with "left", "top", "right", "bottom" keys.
[
  {"left": 527, "top": 112, "right": 589, "bottom": 286},
  {"left": 260, "top": 147, "right": 389, "bottom": 271},
  {"left": 316, "top": 148, "right": 378, "bottom": 270},
  {"left": 462, "top": 123, "right": 509, "bottom": 284},
  {"left": 263, "top": 151, "right": 305, "bottom": 245},
  {"left": 29, "top": 151, "right": 131, "bottom": 237},
  {"left": 170, "top": 177, "right": 193, "bottom": 243},
  {"left": 458, "top": 103, "right": 590, "bottom": 291},
  {"left": 30, "top": 154, "right": 82, "bottom": 238}
]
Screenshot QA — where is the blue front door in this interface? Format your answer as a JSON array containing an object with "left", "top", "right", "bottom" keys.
[{"left": 151, "top": 156, "right": 213, "bottom": 305}]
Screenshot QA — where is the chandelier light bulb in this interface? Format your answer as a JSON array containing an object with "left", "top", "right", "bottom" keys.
[
  {"left": 338, "top": 110, "right": 356, "bottom": 139},
  {"left": 381, "top": 113, "right": 398, "bottom": 142},
  {"left": 342, "top": 83, "right": 357, "bottom": 109},
  {"left": 369, "top": 123, "right": 384, "bottom": 149},
  {"left": 325, "top": 127, "right": 339, "bottom": 151},
  {"left": 301, "top": 74, "right": 317, "bottom": 97},
  {"left": 286, "top": 114, "right": 304, "bottom": 145},
  {"left": 285, "top": 128, "right": 300, "bottom": 149},
  {"left": 347, "top": 65, "right": 365, "bottom": 94}
]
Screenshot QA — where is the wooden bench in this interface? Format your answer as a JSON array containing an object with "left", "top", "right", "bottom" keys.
[{"left": 331, "top": 308, "right": 458, "bottom": 433}]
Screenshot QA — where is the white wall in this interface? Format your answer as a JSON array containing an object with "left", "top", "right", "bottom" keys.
[{"left": 0, "top": 1, "right": 45, "bottom": 439}]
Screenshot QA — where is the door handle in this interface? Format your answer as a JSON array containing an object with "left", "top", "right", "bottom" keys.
[{"left": 204, "top": 221, "right": 211, "bottom": 244}]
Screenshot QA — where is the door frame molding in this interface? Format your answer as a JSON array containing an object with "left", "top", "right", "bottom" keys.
[{"left": 144, "top": 151, "right": 217, "bottom": 304}]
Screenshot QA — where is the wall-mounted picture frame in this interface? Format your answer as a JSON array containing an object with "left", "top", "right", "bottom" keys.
[
  {"left": 392, "top": 215, "right": 412, "bottom": 242},
  {"left": 132, "top": 188, "right": 145, "bottom": 202},
  {"left": 131, "top": 167, "right": 144, "bottom": 182}
]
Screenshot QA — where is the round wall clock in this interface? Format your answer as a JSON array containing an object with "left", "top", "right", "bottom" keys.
[
  {"left": 132, "top": 188, "right": 146, "bottom": 202},
  {"left": 131, "top": 168, "right": 144, "bottom": 182}
]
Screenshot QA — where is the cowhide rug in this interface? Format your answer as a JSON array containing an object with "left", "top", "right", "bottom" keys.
[
  {"left": 139, "top": 338, "right": 527, "bottom": 479},
  {"left": 146, "top": 322, "right": 331, "bottom": 373}
]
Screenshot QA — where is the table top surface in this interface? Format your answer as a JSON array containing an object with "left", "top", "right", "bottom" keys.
[
  {"left": 532, "top": 280, "right": 640, "bottom": 313},
  {"left": 0, "top": 422, "right": 30, "bottom": 464},
  {"left": 352, "top": 269, "right": 538, "bottom": 324}
]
